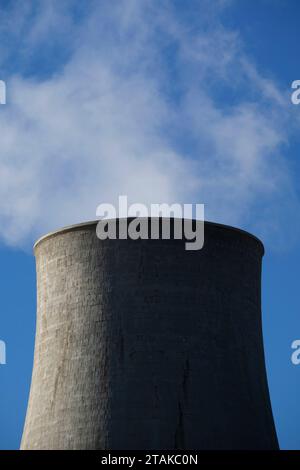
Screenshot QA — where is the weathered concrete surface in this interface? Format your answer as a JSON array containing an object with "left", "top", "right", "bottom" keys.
[{"left": 21, "top": 219, "right": 278, "bottom": 450}]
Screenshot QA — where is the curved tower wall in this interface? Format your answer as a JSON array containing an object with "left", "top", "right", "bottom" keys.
[{"left": 21, "top": 219, "right": 278, "bottom": 450}]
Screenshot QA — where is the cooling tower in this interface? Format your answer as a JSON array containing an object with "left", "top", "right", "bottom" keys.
[{"left": 21, "top": 218, "right": 278, "bottom": 450}]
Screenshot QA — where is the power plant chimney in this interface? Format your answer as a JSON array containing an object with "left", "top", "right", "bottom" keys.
[{"left": 21, "top": 219, "right": 278, "bottom": 450}]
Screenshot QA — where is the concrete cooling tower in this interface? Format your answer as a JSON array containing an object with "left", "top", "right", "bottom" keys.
[{"left": 21, "top": 218, "right": 278, "bottom": 450}]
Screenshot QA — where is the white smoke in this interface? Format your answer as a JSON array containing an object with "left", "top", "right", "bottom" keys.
[{"left": 0, "top": 0, "right": 298, "bottom": 249}]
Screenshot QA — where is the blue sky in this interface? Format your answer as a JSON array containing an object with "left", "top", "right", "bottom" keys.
[{"left": 0, "top": 0, "right": 300, "bottom": 449}]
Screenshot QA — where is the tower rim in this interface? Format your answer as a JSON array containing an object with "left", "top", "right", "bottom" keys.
[{"left": 33, "top": 218, "right": 265, "bottom": 255}]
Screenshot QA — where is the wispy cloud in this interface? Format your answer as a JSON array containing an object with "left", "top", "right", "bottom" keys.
[{"left": 0, "top": 0, "right": 298, "bottom": 248}]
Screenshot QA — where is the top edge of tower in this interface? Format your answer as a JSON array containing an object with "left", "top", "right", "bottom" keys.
[{"left": 33, "top": 218, "right": 265, "bottom": 255}]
